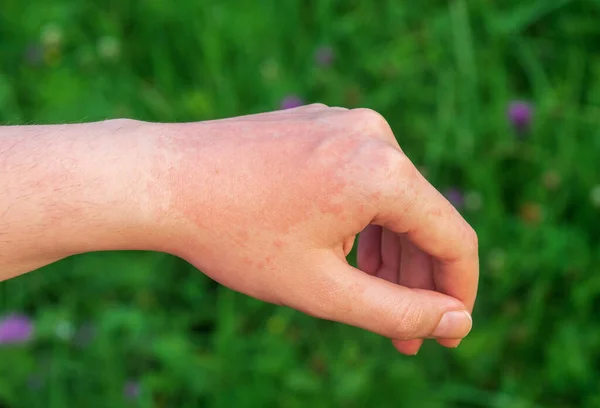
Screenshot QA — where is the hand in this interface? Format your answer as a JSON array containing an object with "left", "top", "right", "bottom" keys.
[{"left": 149, "top": 104, "right": 479, "bottom": 355}]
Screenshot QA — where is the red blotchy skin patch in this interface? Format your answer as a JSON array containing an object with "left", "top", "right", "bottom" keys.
[
  {"left": 235, "top": 229, "right": 250, "bottom": 247},
  {"left": 428, "top": 207, "right": 443, "bottom": 218},
  {"left": 370, "top": 191, "right": 382, "bottom": 202},
  {"left": 156, "top": 121, "right": 357, "bottom": 245},
  {"left": 146, "top": 118, "right": 375, "bottom": 303},
  {"left": 317, "top": 196, "right": 345, "bottom": 217}
]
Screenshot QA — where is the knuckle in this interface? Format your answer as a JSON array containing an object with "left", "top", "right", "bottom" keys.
[
  {"left": 355, "top": 144, "right": 417, "bottom": 205},
  {"left": 355, "top": 142, "right": 399, "bottom": 188},
  {"left": 393, "top": 152, "right": 418, "bottom": 178},
  {"left": 349, "top": 108, "right": 400, "bottom": 148},
  {"left": 329, "top": 106, "right": 350, "bottom": 112},
  {"left": 350, "top": 108, "right": 391, "bottom": 133},
  {"left": 308, "top": 102, "right": 328, "bottom": 109},
  {"left": 387, "top": 153, "right": 419, "bottom": 193}
]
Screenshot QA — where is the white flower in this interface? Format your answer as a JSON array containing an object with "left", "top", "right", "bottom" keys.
[
  {"left": 97, "top": 36, "right": 121, "bottom": 60},
  {"left": 41, "top": 24, "right": 63, "bottom": 47},
  {"left": 55, "top": 320, "right": 75, "bottom": 341}
]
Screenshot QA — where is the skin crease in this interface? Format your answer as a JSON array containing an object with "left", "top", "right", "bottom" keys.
[{"left": 0, "top": 105, "right": 479, "bottom": 355}]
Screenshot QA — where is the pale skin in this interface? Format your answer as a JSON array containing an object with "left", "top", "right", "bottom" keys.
[{"left": 0, "top": 104, "right": 478, "bottom": 355}]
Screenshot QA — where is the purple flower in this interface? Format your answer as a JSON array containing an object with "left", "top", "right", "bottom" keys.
[
  {"left": 280, "top": 95, "right": 304, "bottom": 110},
  {"left": 314, "top": 46, "right": 334, "bottom": 67},
  {"left": 0, "top": 314, "right": 33, "bottom": 345},
  {"left": 508, "top": 101, "right": 533, "bottom": 133},
  {"left": 444, "top": 188, "right": 465, "bottom": 209},
  {"left": 124, "top": 380, "right": 141, "bottom": 400}
]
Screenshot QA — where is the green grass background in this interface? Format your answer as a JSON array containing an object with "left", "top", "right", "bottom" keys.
[{"left": 1, "top": 0, "right": 600, "bottom": 407}]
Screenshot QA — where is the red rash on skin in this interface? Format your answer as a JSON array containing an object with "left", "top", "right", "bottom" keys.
[
  {"left": 143, "top": 117, "right": 389, "bottom": 306},
  {"left": 428, "top": 207, "right": 444, "bottom": 218},
  {"left": 154, "top": 120, "right": 359, "bottom": 250},
  {"left": 235, "top": 229, "right": 250, "bottom": 247}
]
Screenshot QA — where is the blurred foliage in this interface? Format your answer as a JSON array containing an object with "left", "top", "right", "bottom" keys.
[{"left": 1, "top": 0, "right": 600, "bottom": 407}]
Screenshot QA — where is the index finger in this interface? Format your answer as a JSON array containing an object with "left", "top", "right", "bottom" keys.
[{"left": 372, "top": 155, "right": 479, "bottom": 313}]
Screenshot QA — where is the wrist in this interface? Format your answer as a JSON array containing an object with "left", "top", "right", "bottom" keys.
[{"left": 140, "top": 120, "right": 217, "bottom": 258}]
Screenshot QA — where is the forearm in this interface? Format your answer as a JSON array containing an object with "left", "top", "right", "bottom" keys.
[{"left": 0, "top": 119, "right": 159, "bottom": 280}]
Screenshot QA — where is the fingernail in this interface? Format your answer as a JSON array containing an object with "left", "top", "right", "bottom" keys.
[{"left": 432, "top": 311, "right": 472, "bottom": 339}]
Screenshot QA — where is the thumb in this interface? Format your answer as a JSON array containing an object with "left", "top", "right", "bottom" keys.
[{"left": 300, "top": 256, "right": 473, "bottom": 341}]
